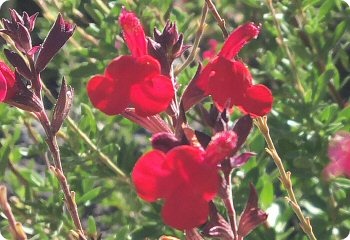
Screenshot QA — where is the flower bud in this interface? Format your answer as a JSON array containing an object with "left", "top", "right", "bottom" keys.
[
  {"left": 151, "top": 132, "right": 181, "bottom": 153},
  {"left": 148, "top": 21, "right": 190, "bottom": 76},
  {"left": 35, "top": 13, "right": 76, "bottom": 72}
]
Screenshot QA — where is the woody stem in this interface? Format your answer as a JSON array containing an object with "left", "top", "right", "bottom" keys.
[
  {"left": 36, "top": 110, "right": 87, "bottom": 239},
  {"left": 204, "top": 0, "right": 229, "bottom": 38},
  {"left": 255, "top": 116, "right": 317, "bottom": 240}
]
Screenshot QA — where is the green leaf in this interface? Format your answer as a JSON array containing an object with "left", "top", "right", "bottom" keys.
[
  {"left": 332, "top": 21, "right": 348, "bottom": 45},
  {"left": 333, "top": 178, "right": 350, "bottom": 189},
  {"left": 79, "top": 103, "right": 97, "bottom": 138},
  {"left": 317, "top": 0, "right": 335, "bottom": 20},
  {"left": 76, "top": 187, "right": 101, "bottom": 204},
  {"left": 87, "top": 216, "right": 97, "bottom": 235},
  {"left": 259, "top": 177, "right": 274, "bottom": 208}
]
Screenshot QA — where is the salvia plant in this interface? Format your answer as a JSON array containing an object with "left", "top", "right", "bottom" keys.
[{"left": 0, "top": 0, "right": 349, "bottom": 240}]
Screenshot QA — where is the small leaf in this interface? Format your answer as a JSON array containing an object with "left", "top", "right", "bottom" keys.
[
  {"left": 333, "top": 178, "right": 350, "bottom": 189},
  {"left": 87, "top": 216, "right": 97, "bottom": 235},
  {"left": 76, "top": 187, "right": 101, "bottom": 204},
  {"left": 51, "top": 78, "right": 74, "bottom": 134}
]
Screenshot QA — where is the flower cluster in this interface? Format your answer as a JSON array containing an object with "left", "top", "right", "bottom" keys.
[{"left": 85, "top": 7, "right": 271, "bottom": 235}]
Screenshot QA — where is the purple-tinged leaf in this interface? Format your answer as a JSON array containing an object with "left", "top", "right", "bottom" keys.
[
  {"left": 4, "top": 49, "right": 32, "bottom": 80},
  {"left": 202, "top": 202, "right": 234, "bottom": 239},
  {"left": 230, "top": 152, "right": 256, "bottom": 168},
  {"left": 237, "top": 184, "right": 268, "bottom": 238},
  {"left": 194, "top": 130, "right": 211, "bottom": 149},
  {"left": 5, "top": 70, "right": 43, "bottom": 112},
  {"left": 51, "top": 78, "right": 73, "bottom": 134},
  {"left": 35, "top": 13, "right": 76, "bottom": 72},
  {"left": 28, "top": 46, "right": 40, "bottom": 56},
  {"left": 10, "top": 9, "right": 23, "bottom": 25},
  {"left": 17, "top": 23, "right": 32, "bottom": 52},
  {"left": 232, "top": 115, "right": 253, "bottom": 153},
  {"left": 22, "top": 12, "right": 38, "bottom": 32}
]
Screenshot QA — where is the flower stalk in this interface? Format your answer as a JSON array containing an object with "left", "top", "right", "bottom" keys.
[
  {"left": 0, "top": 185, "right": 27, "bottom": 240},
  {"left": 204, "top": 0, "right": 229, "bottom": 38},
  {"left": 254, "top": 116, "right": 317, "bottom": 240},
  {"left": 174, "top": 3, "right": 208, "bottom": 76}
]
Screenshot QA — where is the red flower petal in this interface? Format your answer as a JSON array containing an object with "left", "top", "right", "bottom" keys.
[
  {"left": 207, "top": 59, "right": 252, "bottom": 111},
  {"left": 195, "top": 60, "right": 215, "bottom": 93},
  {"left": 132, "top": 150, "right": 175, "bottom": 201},
  {"left": 0, "top": 69, "right": 7, "bottom": 102},
  {"left": 119, "top": 8, "right": 147, "bottom": 57},
  {"left": 239, "top": 84, "right": 273, "bottom": 117},
  {"left": 166, "top": 146, "right": 219, "bottom": 201},
  {"left": 87, "top": 75, "right": 130, "bottom": 115},
  {"left": 219, "top": 23, "right": 260, "bottom": 60},
  {"left": 105, "top": 55, "right": 160, "bottom": 85},
  {"left": 130, "top": 74, "right": 174, "bottom": 116},
  {"left": 0, "top": 61, "right": 15, "bottom": 101},
  {"left": 162, "top": 187, "right": 210, "bottom": 230}
]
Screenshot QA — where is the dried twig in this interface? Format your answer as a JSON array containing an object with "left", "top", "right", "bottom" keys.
[{"left": 255, "top": 116, "right": 317, "bottom": 240}]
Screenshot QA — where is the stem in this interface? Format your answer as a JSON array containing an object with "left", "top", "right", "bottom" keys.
[
  {"left": 41, "top": 84, "right": 128, "bottom": 180},
  {"left": 266, "top": 0, "right": 305, "bottom": 97},
  {"left": 66, "top": 116, "right": 128, "bottom": 180},
  {"left": 174, "top": 4, "right": 208, "bottom": 76},
  {"left": 37, "top": 111, "right": 87, "bottom": 239},
  {"left": 204, "top": 0, "right": 229, "bottom": 38},
  {"left": 0, "top": 185, "right": 27, "bottom": 240},
  {"left": 295, "top": 0, "right": 345, "bottom": 108},
  {"left": 222, "top": 172, "right": 238, "bottom": 239},
  {"left": 255, "top": 116, "right": 317, "bottom": 240}
]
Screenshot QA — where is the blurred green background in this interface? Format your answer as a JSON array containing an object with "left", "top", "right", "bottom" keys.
[{"left": 0, "top": 0, "right": 349, "bottom": 239}]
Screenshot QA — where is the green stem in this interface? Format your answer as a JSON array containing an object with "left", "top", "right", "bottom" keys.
[
  {"left": 266, "top": 0, "right": 305, "bottom": 97},
  {"left": 175, "top": 4, "right": 208, "bottom": 76},
  {"left": 41, "top": 84, "right": 128, "bottom": 180}
]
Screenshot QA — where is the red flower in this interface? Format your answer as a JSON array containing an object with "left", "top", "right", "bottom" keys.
[
  {"left": 0, "top": 61, "right": 42, "bottom": 112},
  {"left": 196, "top": 23, "right": 273, "bottom": 117},
  {"left": 132, "top": 131, "right": 237, "bottom": 230},
  {"left": 324, "top": 131, "right": 350, "bottom": 179},
  {"left": 87, "top": 8, "right": 174, "bottom": 116},
  {"left": 132, "top": 146, "right": 219, "bottom": 230},
  {"left": 0, "top": 61, "right": 17, "bottom": 101}
]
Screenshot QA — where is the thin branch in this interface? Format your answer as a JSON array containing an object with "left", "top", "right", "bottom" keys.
[
  {"left": 0, "top": 185, "right": 27, "bottom": 240},
  {"left": 266, "top": 0, "right": 305, "bottom": 96},
  {"left": 174, "top": 4, "right": 208, "bottom": 76},
  {"left": 41, "top": 84, "right": 128, "bottom": 180},
  {"left": 204, "top": 0, "right": 229, "bottom": 38},
  {"left": 254, "top": 116, "right": 317, "bottom": 240}
]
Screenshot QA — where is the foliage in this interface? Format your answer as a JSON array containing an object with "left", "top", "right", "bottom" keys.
[{"left": 0, "top": 0, "right": 349, "bottom": 239}]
